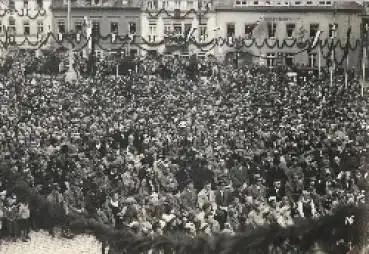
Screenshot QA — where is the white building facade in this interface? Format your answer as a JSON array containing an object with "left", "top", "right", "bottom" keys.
[
  {"left": 140, "top": 0, "right": 217, "bottom": 57},
  {"left": 0, "top": 0, "right": 53, "bottom": 56},
  {"left": 214, "top": 0, "right": 363, "bottom": 69}
]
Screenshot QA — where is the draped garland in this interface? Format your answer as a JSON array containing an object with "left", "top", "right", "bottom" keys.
[
  {"left": 0, "top": 31, "right": 363, "bottom": 66},
  {"left": 0, "top": 8, "right": 46, "bottom": 19},
  {"left": 145, "top": 8, "right": 210, "bottom": 19},
  {"left": 5, "top": 176, "right": 368, "bottom": 254}
]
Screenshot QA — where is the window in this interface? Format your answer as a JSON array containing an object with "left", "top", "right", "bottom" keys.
[
  {"left": 37, "top": 21, "right": 44, "bottom": 33},
  {"left": 285, "top": 53, "right": 294, "bottom": 66},
  {"left": 75, "top": 21, "right": 82, "bottom": 33},
  {"left": 24, "top": 0, "right": 28, "bottom": 8},
  {"left": 164, "top": 24, "right": 172, "bottom": 35},
  {"left": 235, "top": 0, "right": 241, "bottom": 5},
  {"left": 294, "top": 1, "right": 301, "bottom": 4},
  {"left": 8, "top": 17, "right": 16, "bottom": 34},
  {"left": 175, "top": 0, "right": 181, "bottom": 9},
  {"left": 310, "top": 23, "right": 319, "bottom": 38},
  {"left": 199, "top": 25, "right": 207, "bottom": 41},
  {"left": 162, "top": 0, "right": 169, "bottom": 8},
  {"left": 267, "top": 53, "right": 276, "bottom": 67},
  {"left": 326, "top": 1, "right": 331, "bottom": 5},
  {"left": 24, "top": 21, "right": 30, "bottom": 35},
  {"left": 307, "top": 0, "right": 312, "bottom": 4},
  {"left": 8, "top": 0, "right": 15, "bottom": 9},
  {"left": 286, "top": 23, "right": 295, "bottom": 38},
  {"left": 329, "top": 23, "right": 337, "bottom": 38},
  {"left": 184, "top": 23, "right": 191, "bottom": 36},
  {"left": 129, "top": 22, "right": 136, "bottom": 34},
  {"left": 110, "top": 22, "right": 118, "bottom": 34},
  {"left": 227, "top": 23, "right": 235, "bottom": 37},
  {"left": 308, "top": 53, "right": 317, "bottom": 67},
  {"left": 174, "top": 24, "right": 182, "bottom": 35},
  {"left": 58, "top": 21, "right": 65, "bottom": 34},
  {"left": 245, "top": 24, "right": 254, "bottom": 38},
  {"left": 130, "top": 49, "right": 137, "bottom": 57},
  {"left": 92, "top": 21, "right": 100, "bottom": 35},
  {"left": 319, "top": 1, "right": 325, "bottom": 4},
  {"left": 0, "top": 21, "right": 2, "bottom": 34},
  {"left": 253, "top": 0, "right": 259, "bottom": 5},
  {"left": 37, "top": 0, "right": 43, "bottom": 8},
  {"left": 149, "top": 24, "right": 156, "bottom": 42},
  {"left": 147, "top": 0, "right": 156, "bottom": 9},
  {"left": 187, "top": 0, "right": 194, "bottom": 9},
  {"left": 266, "top": 0, "right": 271, "bottom": 5},
  {"left": 268, "top": 22, "right": 277, "bottom": 38}
]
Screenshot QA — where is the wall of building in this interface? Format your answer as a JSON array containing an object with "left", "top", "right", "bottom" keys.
[
  {"left": 140, "top": 11, "right": 217, "bottom": 56},
  {"left": 51, "top": 7, "right": 141, "bottom": 57},
  {"left": 215, "top": 10, "right": 362, "bottom": 68},
  {"left": 0, "top": 0, "right": 53, "bottom": 55}
]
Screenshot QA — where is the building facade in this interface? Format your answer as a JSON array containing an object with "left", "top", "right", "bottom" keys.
[
  {"left": 51, "top": 0, "right": 141, "bottom": 59},
  {"left": 0, "top": 0, "right": 53, "bottom": 56},
  {"left": 140, "top": 0, "right": 217, "bottom": 57},
  {"left": 214, "top": 0, "right": 363, "bottom": 69}
]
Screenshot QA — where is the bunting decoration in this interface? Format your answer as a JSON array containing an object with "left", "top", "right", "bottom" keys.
[{"left": 0, "top": 28, "right": 361, "bottom": 67}]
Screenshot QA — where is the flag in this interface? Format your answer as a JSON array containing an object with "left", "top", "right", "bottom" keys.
[
  {"left": 311, "top": 30, "right": 322, "bottom": 48},
  {"left": 346, "top": 25, "right": 352, "bottom": 44},
  {"left": 252, "top": 15, "right": 266, "bottom": 36},
  {"left": 186, "top": 27, "right": 197, "bottom": 42}
]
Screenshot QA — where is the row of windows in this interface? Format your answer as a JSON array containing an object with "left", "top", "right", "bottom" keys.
[
  {"left": 234, "top": 0, "right": 332, "bottom": 6},
  {"left": 264, "top": 52, "right": 320, "bottom": 67},
  {"left": 57, "top": 21, "right": 137, "bottom": 35},
  {"left": 148, "top": 24, "right": 208, "bottom": 42},
  {"left": 7, "top": 0, "right": 44, "bottom": 9},
  {"left": 0, "top": 19, "right": 44, "bottom": 35},
  {"left": 226, "top": 22, "right": 337, "bottom": 38},
  {"left": 147, "top": 0, "right": 196, "bottom": 10}
]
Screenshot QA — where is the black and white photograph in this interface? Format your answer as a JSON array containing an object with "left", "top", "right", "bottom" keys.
[{"left": 0, "top": 0, "right": 368, "bottom": 253}]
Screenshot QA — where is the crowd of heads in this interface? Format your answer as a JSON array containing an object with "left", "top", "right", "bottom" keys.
[{"left": 0, "top": 52, "right": 368, "bottom": 249}]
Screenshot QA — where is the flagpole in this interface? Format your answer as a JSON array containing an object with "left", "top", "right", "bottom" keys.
[
  {"left": 318, "top": 41, "right": 321, "bottom": 78},
  {"left": 345, "top": 17, "right": 351, "bottom": 89},
  {"left": 362, "top": 45, "right": 366, "bottom": 97},
  {"left": 363, "top": 24, "right": 368, "bottom": 97},
  {"left": 65, "top": 0, "right": 77, "bottom": 84}
]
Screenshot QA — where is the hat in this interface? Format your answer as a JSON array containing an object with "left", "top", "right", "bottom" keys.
[{"left": 202, "top": 202, "right": 212, "bottom": 210}]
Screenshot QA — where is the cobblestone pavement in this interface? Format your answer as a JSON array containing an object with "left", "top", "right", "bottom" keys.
[{"left": 0, "top": 231, "right": 103, "bottom": 254}]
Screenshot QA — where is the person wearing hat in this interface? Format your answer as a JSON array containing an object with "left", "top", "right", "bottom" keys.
[
  {"left": 0, "top": 197, "right": 4, "bottom": 241},
  {"left": 18, "top": 199, "right": 30, "bottom": 242},
  {"left": 4, "top": 194, "right": 18, "bottom": 241},
  {"left": 267, "top": 179, "right": 285, "bottom": 202},
  {"left": 197, "top": 182, "right": 216, "bottom": 211}
]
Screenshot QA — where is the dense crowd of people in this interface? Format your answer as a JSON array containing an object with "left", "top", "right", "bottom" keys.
[{"left": 0, "top": 53, "right": 368, "bottom": 253}]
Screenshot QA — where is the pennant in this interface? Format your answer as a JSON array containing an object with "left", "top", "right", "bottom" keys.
[
  {"left": 311, "top": 30, "right": 322, "bottom": 48},
  {"left": 186, "top": 27, "right": 197, "bottom": 42}
]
